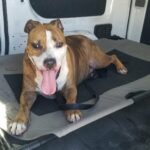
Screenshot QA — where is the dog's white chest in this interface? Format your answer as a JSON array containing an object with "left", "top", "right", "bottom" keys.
[{"left": 56, "top": 58, "right": 68, "bottom": 91}]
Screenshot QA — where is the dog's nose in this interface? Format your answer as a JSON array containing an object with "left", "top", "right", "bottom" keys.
[{"left": 43, "top": 58, "right": 56, "bottom": 69}]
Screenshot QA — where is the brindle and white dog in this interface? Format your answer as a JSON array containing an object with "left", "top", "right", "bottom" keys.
[{"left": 9, "top": 19, "right": 127, "bottom": 135}]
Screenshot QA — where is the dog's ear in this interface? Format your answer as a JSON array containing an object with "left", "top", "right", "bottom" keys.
[
  {"left": 50, "top": 19, "right": 64, "bottom": 32},
  {"left": 24, "top": 20, "right": 41, "bottom": 33}
]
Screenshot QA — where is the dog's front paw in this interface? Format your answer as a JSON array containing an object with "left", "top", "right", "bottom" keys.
[
  {"left": 65, "top": 110, "right": 82, "bottom": 123},
  {"left": 9, "top": 120, "right": 27, "bottom": 135},
  {"left": 117, "top": 66, "right": 128, "bottom": 75}
]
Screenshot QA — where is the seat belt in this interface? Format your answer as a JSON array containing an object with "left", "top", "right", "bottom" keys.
[{"left": 125, "top": 90, "right": 150, "bottom": 103}]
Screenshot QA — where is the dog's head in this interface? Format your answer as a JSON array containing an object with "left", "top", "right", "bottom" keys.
[
  {"left": 25, "top": 19, "right": 68, "bottom": 95},
  {"left": 25, "top": 19, "right": 66, "bottom": 71}
]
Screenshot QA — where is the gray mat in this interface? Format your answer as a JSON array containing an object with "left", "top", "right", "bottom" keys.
[
  {"left": 0, "top": 39, "right": 149, "bottom": 141},
  {"left": 4, "top": 50, "right": 150, "bottom": 116}
]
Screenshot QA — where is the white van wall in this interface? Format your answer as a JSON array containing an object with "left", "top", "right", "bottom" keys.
[
  {"left": 127, "top": 0, "right": 148, "bottom": 42},
  {"left": 1, "top": 0, "right": 140, "bottom": 55},
  {"left": 0, "top": 0, "right": 5, "bottom": 55}
]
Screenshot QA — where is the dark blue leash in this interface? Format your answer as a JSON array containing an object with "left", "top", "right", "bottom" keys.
[
  {"left": 56, "top": 82, "right": 99, "bottom": 110},
  {"left": 55, "top": 68, "right": 108, "bottom": 110}
]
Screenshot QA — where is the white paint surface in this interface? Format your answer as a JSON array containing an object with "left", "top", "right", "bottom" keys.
[
  {"left": 0, "top": 0, "right": 148, "bottom": 55},
  {"left": 127, "top": 0, "right": 148, "bottom": 42}
]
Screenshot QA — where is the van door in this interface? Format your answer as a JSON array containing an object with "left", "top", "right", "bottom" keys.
[{"left": 141, "top": 0, "right": 150, "bottom": 45}]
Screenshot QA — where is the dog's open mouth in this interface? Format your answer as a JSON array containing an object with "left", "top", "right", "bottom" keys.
[{"left": 40, "top": 66, "right": 60, "bottom": 95}]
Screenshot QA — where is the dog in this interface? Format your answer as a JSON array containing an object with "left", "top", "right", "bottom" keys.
[{"left": 9, "top": 19, "right": 127, "bottom": 135}]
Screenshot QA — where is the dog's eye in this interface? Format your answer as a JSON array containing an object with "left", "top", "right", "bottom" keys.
[
  {"left": 55, "top": 42, "right": 63, "bottom": 48},
  {"left": 32, "top": 41, "right": 43, "bottom": 50}
]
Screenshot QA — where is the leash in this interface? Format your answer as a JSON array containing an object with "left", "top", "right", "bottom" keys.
[
  {"left": 56, "top": 83, "right": 99, "bottom": 110},
  {"left": 56, "top": 82, "right": 99, "bottom": 110},
  {"left": 55, "top": 68, "right": 108, "bottom": 110}
]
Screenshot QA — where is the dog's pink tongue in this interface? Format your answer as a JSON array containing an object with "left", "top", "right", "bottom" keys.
[{"left": 41, "top": 69, "right": 57, "bottom": 95}]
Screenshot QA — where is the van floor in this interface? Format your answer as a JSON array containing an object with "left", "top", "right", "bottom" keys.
[{"left": 36, "top": 97, "right": 150, "bottom": 150}]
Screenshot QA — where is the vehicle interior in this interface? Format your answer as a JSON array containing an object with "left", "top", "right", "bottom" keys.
[{"left": 0, "top": 0, "right": 150, "bottom": 149}]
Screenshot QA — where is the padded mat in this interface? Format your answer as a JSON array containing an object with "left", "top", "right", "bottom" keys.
[{"left": 4, "top": 50, "right": 150, "bottom": 115}]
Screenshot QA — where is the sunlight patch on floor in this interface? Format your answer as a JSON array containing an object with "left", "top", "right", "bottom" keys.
[{"left": 0, "top": 101, "right": 7, "bottom": 130}]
